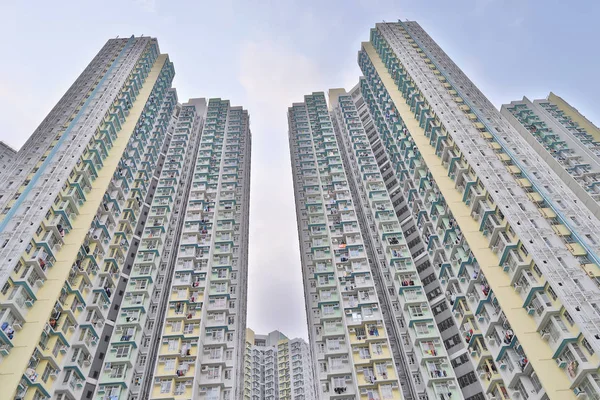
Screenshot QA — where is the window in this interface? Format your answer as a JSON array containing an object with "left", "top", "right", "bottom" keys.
[
  {"left": 443, "top": 334, "right": 461, "bottom": 350},
  {"left": 171, "top": 321, "right": 182, "bottom": 332},
  {"left": 41, "top": 364, "right": 53, "bottom": 383},
  {"left": 564, "top": 311, "right": 574, "bottom": 326},
  {"left": 582, "top": 338, "right": 595, "bottom": 356},
  {"left": 451, "top": 354, "right": 469, "bottom": 368},
  {"left": 457, "top": 371, "right": 478, "bottom": 388},
  {"left": 160, "top": 380, "right": 172, "bottom": 393},
  {"left": 63, "top": 369, "right": 72, "bottom": 384},
  {"left": 547, "top": 286, "right": 557, "bottom": 301},
  {"left": 381, "top": 384, "right": 394, "bottom": 399},
  {"left": 531, "top": 373, "right": 543, "bottom": 393},
  {"left": 412, "top": 372, "right": 422, "bottom": 385},
  {"left": 438, "top": 317, "right": 454, "bottom": 332},
  {"left": 432, "top": 302, "right": 448, "bottom": 315},
  {"left": 164, "top": 358, "right": 175, "bottom": 371},
  {"left": 184, "top": 323, "right": 195, "bottom": 334},
  {"left": 110, "top": 364, "right": 125, "bottom": 378},
  {"left": 115, "top": 345, "right": 130, "bottom": 358}
]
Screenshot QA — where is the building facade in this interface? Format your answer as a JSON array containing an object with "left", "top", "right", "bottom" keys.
[
  {"left": 354, "top": 21, "right": 600, "bottom": 400},
  {"left": 337, "top": 84, "right": 485, "bottom": 400},
  {"left": 501, "top": 94, "right": 600, "bottom": 210},
  {"left": 289, "top": 21, "right": 600, "bottom": 400},
  {"left": 288, "top": 90, "right": 461, "bottom": 400},
  {"left": 0, "top": 37, "right": 251, "bottom": 400},
  {"left": 0, "top": 141, "right": 16, "bottom": 174},
  {"left": 244, "top": 328, "right": 317, "bottom": 400},
  {"left": 145, "top": 98, "right": 251, "bottom": 400}
]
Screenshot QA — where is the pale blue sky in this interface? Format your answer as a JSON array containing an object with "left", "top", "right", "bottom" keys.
[{"left": 0, "top": 0, "right": 598, "bottom": 340}]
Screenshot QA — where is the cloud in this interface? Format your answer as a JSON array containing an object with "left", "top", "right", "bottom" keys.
[
  {"left": 0, "top": 80, "right": 51, "bottom": 150},
  {"left": 472, "top": 0, "right": 498, "bottom": 17},
  {"left": 340, "top": 66, "right": 361, "bottom": 93},
  {"left": 239, "top": 39, "right": 327, "bottom": 118},
  {"left": 133, "top": 0, "right": 157, "bottom": 13},
  {"left": 238, "top": 39, "right": 328, "bottom": 339},
  {"left": 511, "top": 16, "right": 524, "bottom": 27}
]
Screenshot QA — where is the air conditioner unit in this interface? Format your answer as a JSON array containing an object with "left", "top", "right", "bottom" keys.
[
  {"left": 526, "top": 305, "right": 535, "bottom": 315},
  {"left": 574, "top": 387, "right": 588, "bottom": 399},
  {"left": 513, "top": 283, "right": 522, "bottom": 293},
  {"left": 35, "top": 280, "right": 44, "bottom": 288}
]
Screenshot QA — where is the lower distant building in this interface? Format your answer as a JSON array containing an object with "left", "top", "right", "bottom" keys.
[
  {"left": 0, "top": 141, "right": 15, "bottom": 176},
  {"left": 244, "top": 328, "right": 317, "bottom": 400}
]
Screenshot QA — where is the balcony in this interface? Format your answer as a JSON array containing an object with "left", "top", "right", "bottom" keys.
[
  {"left": 540, "top": 315, "right": 579, "bottom": 355},
  {"left": 426, "top": 359, "right": 453, "bottom": 382},
  {"left": 501, "top": 248, "right": 531, "bottom": 281},
  {"left": 491, "top": 231, "right": 518, "bottom": 265},
  {"left": 417, "top": 339, "right": 445, "bottom": 362},
  {"left": 0, "top": 307, "right": 23, "bottom": 352},
  {"left": 470, "top": 198, "right": 494, "bottom": 227},
  {"left": 25, "top": 247, "right": 54, "bottom": 277},
  {"left": 398, "top": 287, "right": 426, "bottom": 310},
  {"left": 344, "top": 306, "right": 382, "bottom": 326},
  {"left": 526, "top": 291, "right": 561, "bottom": 329},
  {"left": 3, "top": 284, "right": 36, "bottom": 319},
  {"left": 513, "top": 269, "right": 544, "bottom": 303}
]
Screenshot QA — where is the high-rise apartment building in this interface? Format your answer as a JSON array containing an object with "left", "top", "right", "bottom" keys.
[
  {"left": 145, "top": 98, "right": 251, "bottom": 400},
  {"left": 0, "top": 141, "right": 16, "bottom": 174},
  {"left": 245, "top": 329, "right": 285, "bottom": 400},
  {"left": 289, "top": 20, "right": 600, "bottom": 400},
  {"left": 289, "top": 90, "right": 459, "bottom": 400},
  {"left": 501, "top": 93, "right": 600, "bottom": 210},
  {"left": 0, "top": 36, "right": 251, "bottom": 400},
  {"left": 243, "top": 328, "right": 317, "bottom": 400}
]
